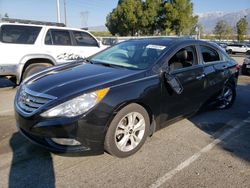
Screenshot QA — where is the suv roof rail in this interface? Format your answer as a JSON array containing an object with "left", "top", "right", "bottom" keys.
[{"left": 0, "top": 18, "right": 65, "bottom": 27}]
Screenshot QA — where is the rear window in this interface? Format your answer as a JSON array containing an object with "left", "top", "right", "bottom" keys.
[{"left": 0, "top": 25, "right": 41, "bottom": 44}]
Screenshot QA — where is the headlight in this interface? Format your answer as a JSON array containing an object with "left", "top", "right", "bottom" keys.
[{"left": 41, "top": 88, "right": 109, "bottom": 118}]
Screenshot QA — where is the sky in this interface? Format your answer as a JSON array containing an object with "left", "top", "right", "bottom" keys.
[{"left": 0, "top": 0, "right": 249, "bottom": 28}]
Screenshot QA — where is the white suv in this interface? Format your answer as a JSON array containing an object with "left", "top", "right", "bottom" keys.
[
  {"left": 226, "top": 44, "right": 250, "bottom": 55},
  {"left": 0, "top": 19, "right": 107, "bottom": 85}
]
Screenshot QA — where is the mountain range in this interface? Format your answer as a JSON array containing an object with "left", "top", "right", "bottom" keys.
[{"left": 197, "top": 8, "right": 250, "bottom": 34}]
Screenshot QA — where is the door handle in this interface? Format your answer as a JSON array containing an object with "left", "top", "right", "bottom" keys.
[{"left": 196, "top": 74, "right": 205, "bottom": 80}]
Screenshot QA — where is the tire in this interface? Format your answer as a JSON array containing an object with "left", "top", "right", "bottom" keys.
[
  {"left": 216, "top": 83, "right": 236, "bottom": 110},
  {"left": 104, "top": 103, "right": 150, "bottom": 158},
  {"left": 22, "top": 63, "right": 52, "bottom": 80},
  {"left": 227, "top": 49, "right": 232, "bottom": 54},
  {"left": 246, "top": 50, "right": 250, "bottom": 55}
]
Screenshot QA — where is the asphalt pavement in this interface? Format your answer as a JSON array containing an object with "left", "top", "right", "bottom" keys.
[{"left": 0, "top": 57, "right": 249, "bottom": 188}]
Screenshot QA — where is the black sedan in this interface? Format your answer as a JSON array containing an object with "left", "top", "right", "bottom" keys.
[{"left": 15, "top": 38, "right": 238, "bottom": 157}]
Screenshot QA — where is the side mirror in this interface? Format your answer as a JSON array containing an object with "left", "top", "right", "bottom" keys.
[{"left": 164, "top": 72, "right": 183, "bottom": 94}]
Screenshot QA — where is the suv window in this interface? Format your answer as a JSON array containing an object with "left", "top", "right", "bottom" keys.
[
  {"left": 72, "top": 31, "right": 98, "bottom": 47},
  {"left": 229, "top": 44, "right": 242, "bottom": 47},
  {"left": 200, "top": 45, "right": 220, "bottom": 63},
  {"left": 169, "top": 46, "right": 197, "bottom": 71},
  {"left": 0, "top": 25, "right": 41, "bottom": 44},
  {"left": 45, "top": 29, "right": 72, "bottom": 45}
]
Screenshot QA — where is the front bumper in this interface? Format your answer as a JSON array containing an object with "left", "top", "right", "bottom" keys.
[{"left": 15, "top": 110, "right": 108, "bottom": 155}]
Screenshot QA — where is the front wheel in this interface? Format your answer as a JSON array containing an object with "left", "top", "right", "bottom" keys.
[
  {"left": 216, "top": 83, "right": 236, "bottom": 109},
  {"left": 104, "top": 104, "right": 150, "bottom": 158}
]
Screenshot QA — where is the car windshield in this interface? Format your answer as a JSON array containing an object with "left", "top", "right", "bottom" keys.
[{"left": 90, "top": 40, "right": 168, "bottom": 70}]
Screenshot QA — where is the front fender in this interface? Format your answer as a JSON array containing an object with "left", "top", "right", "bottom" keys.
[{"left": 100, "top": 75, "right": 162, "bottom": 133}]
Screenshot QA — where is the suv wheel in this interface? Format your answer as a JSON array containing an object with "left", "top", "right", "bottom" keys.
[
  {"left": 216, "top": 83, "right": 236, "bottom": 109},
  {"left": 104, "top": 103, "right": 150, "bottom": 158},
  {"left": 23, "top": 63, "right": 52, "bottom": 80}
]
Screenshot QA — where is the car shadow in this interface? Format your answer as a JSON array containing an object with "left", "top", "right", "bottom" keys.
[
  {"left": 188, "top": 83, "right": 250, "bottom": 163},
  {"left": 9, "top": 132, "right": 55, "bottom": 188},
  {"left": 0, "top": 77, "right": 16, "bottom": 88}
]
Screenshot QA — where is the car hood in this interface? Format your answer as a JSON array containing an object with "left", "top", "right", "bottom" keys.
[{"left": 24, "top": 62, "right": 143, "bottom": 99}]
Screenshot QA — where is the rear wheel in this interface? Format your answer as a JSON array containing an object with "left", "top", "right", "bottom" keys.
[
  {"left": 216, "top": 83, "right": 236, "bottom": 109},
  {"left": 22, "top": 63, "right": 52, "bottom": 80},
  {"left": 104, "top": 103, "right": 150, "bottom": 158}
]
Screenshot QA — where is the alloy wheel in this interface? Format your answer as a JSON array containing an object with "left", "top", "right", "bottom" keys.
[
  {"left": 115, "top": 112, "right": 145, "bottom": 152},
  {"left": 217, "top": 86, "right": 233, "bottom": 109}
]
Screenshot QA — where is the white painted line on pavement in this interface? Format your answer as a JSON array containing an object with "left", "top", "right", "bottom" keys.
[{"left": 149, "top": 118, "right": 250, "bottom": 188}]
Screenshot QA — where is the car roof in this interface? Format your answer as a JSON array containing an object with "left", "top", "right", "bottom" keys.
[
  {"left": 123, "top": 37, "right": 208, "bottom": 47},
  {"left": 0, "top": 22, "right": 90, "bottom": 33}
]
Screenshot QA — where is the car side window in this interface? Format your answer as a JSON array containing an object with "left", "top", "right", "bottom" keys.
[
  {"left": 45, "top": 29, "right": 72, "bottom": 46},
  {"left": 72, "top": 31, "right": 98, "bottom": 47},
  {"left": 0, "top": 25, "right": 41, "bottom": 44},
  {"left": 200, "top": 45, "right": 220, "bottom": 63},
  {"left": 168, "top": 46, "right": 197, "bottom": 71}
]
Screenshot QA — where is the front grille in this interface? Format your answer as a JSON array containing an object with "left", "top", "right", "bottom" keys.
[{"left": 17, "top": 86, "right": 57, "bottom": 114}]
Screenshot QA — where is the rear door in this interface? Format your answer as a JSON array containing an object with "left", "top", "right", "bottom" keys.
[
  {"left": 198, "top": 45, "right": 229, "bottom": 99},
  {"left": 161, "top": 45, "right": 206, "bottom": 121},
  {"left": 43, "top": 29, "right": 78, "bottom": 63}
]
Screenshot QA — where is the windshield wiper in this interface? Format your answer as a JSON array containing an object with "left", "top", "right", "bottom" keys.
[{"left": 95, "top": 62, "right": 127, "bottom": 69}]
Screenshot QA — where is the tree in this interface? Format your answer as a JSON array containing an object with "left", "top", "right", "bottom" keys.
[
  {"left": 106, "top": 0, "right": 143, "bottom": 36},
  {"left": 141, "top": 0, "right": 162, "bottom": 35},
  {"left": 213, "top": 20, "right": 232, "bottom": 40},
  {"left": 106, "top": 0, "right": 197, "bottom": 36},
  {"left": 163, "top": 0, "right": 198, "bottom": 35},
  {"left": 236, "top": 17, "right": 248, "bottom": 42}
]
